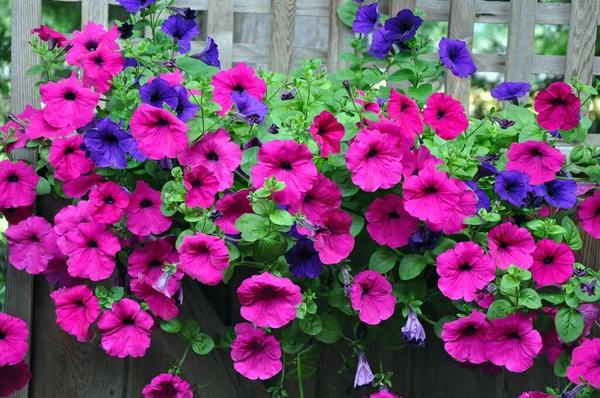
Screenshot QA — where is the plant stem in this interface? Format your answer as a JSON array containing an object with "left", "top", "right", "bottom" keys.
[
  {"left": 177, "top": 343, "right": 192, "bottom": 369},
  {"left": 297, "top": 352, "right": 304, "bottom": 398},
  {"left": 418, "top": 313, "right": 436, "bottom": 326}
]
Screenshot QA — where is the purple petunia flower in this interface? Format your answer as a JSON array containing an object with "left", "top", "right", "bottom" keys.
[
  {"left": 173, "top": 85, "right": 199, "bottom": 122},
  {"left": 581, "top": 279, "right": 597, "bottom": 297},
  {"left": 168, "top": 6, "right": 197, "bottom": 21},
  {"left": 537, "top": 179, "right": 578, "bottom": 209},
  {"left": 139, "top": 77, "right": 178, "bottom": 109},
  {"left": 230, "top": 91, "right": 268, "bottom": 126},
  {"left": 402, "top": 308, "right": 426, "bottom": 347},
  {"left": 268, "top": 123, "right": 280, "bottom": 134},
  {"left": 368, "top": 27, "right": 394, "bottom": 59},
  {"left": 465, "top": 181, "right": 491, "bottom": 211},
  {"left": 161, "top": 15, "right": 200, "bottom": 54},
  {"left": 243, "top": 137, "right": 263, "bottom": 151},
  {"left": 285, "top": 239, "right": 323, "bottom": 278},
  {"left": 116, "top": 0, "right": 156, "bottom": 13},
  {"left": 574, "top": 267, "right": 588, "bottom": 277},
  {"left": 191, "top": 37, "right": 220, "bottom": 68},
  {"left": 491, "top": 82, "right": 532, "bottom": 102},
  {"left": 439, "top": 37, "right": 477, "bottom": 78},
  {"left": 280, "top": 88, "right": 297, "bottom": 101},
  {"left": 352, "top": 3, "right": 380, "bottom": 34},
  {"left": 408, "top": 226, "right": 440, "bottom": 251},
  {"left": 522, "top": 191, "right": 543, "bottom": 209},
  {"left": 490, "top": 116, "right": 516, "bottom": 129},
  {"left": 353, "top": 350, "right": 375, "bottom": 388},
  {"left": 384, "top": 9, "right": 423, "bottom": 43},
  {"left": 84, "top": 117, "right": 145, "bottom": 168},
  {"left": 118, "top": 22, "right": 134, "bottom": 39},
  {"left": 493, "top": 170, "right": 532, "bottom": 206}
]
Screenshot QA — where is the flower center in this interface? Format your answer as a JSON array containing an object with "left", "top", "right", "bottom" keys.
[
  {"left": 508, "top": 332, "right": 521, "bottom": 340},
  {"left": 499, "top": 241, "right": 509, "bottom": 249},
  {"left": 280, "top": 161, "right": 293, "bottom": 170},
  {"left": 64, "top": 91, "right": 77, "bottom": 101},
  {"left": 150, "top": 260, "right": 163, "bottom": 268},
  {"left": 437, "top": 110, "right": 445, "bottom": 119},
  {"left": 30, "top": 235, "right": 40, "bottom": 242},
  {"left": 76, "top": 300, "right": 86, "bottom": 307},
  {"left": 233, "top": 85, "right": 244, "bottom": 93},
  {"left": 94, "top": 55, "right": 104, "bottom": 66},
  {"left": 123, "top": 318, "right": 135, "bottom": 325},
  {"left": 156, "top": 118, "right": 170, "bottom": 126},
  {"left": 304, "top": 194, "right": 313, "bottom": 203},
  {"left": 106, "top": 134, "right": 119, "bottom": 143},
  {"left": 104, "top": 196, "right": 115, "bottom": 204},
  {"left": 64, "top": 147, "right": 76, "bottom": 155},
  {"left": 140, "top": 199, "right": 153, "bottom": 208},
  {"left": 191, "top": 180, "right": 202, "bottom": 187},
  {"left": 543, "top": 256, "right": 554, "bottom": 265},
  {"left": 261, "top": 286, "right": 278, "bottom": 300},
  {"left": 388, "top": 212, "right": 401, "bottom": 219},
  {"left": 85, "top": 40, "right": 99, "bottom": 51},
  {"left": 425, "top": 186, "right": 438, "bottom": 194},
  {"left": 459, "top": 263, "right": 472, "bottom": 271},
  {"left": 7, "top": 174, "right": 19, "bottom": 183},
  {"left": 530, "top": 149, "right": 543, "bottom": 157},
  {"left": 365, "top": 149, "right": 378, "bottom": 158},
  {"left": 464, "top": 325, "right": 477, "bottom": 336},
  {"left": 206, "top": 151, "right": 219, "bottom": 161},
  {"left": 0, "top": 332, "right": 5, "bottom": 340},
  {"left": 87, "top": 240, "right": 99, "bottom": 248}
]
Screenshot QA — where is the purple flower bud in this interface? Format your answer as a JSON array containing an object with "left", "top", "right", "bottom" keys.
[
  {"left": 154, "top": 59, "right": 177, "bottom": 68},
  {"left": 574, "top": 267, "right": 588, "bottom": 277},
  {"left": 490, "top": 116, "right": 516, "bottom": 129},
  {"left": 560, "top": 384, "right": 586, "bottom": 398},
  {"left": 581, "top": 279, "right": 597, "bottom": 297},
  {"left": 55, "top": 42, "right": 73, "bottom": 58},
  {"left": 7, "top": 113, "right": 27, "bottom": 128},
  {"left": 208, "top": 209, "right": 224, "bottom": 221},
  {"left": 475, "top": 283, "right": 496, "bottom": 301},
  {"left": 340, "top": 267, "right": 351, "bottom": 297},
  {"left": 343, "top": 80, "right": 352, "bottom": 97},
  {"left": 280, "top": 88, "right": 297, "bottom": 101},
  {"left": 402, "top": 308, "right": 426, "bottom": 347},
  {"left": 268, "top": 123, "right": 280, "bottom": 134},
  {"left": 152, "top": 270, "right": 174, "bottom": 297},
  {"left": 175, "top": 285, "right": 184, "bottom": 306},
  {"left": 158, "top": 157, "right": 173, "bottom": 170},
  {"left": 169, "top": 6, "right": 197, "bottom": 21},
  {"left": 354, "top": 350, "right": 375, "bottom": 388},
  {"left": 408, "top": 226, "right": 440, "bottom": 251},
  {"left": 118, "top": 22, "right": 134, "bottom": 39},
  {"left": 243, "top": 137, "right": 263, "bottom": 151}
]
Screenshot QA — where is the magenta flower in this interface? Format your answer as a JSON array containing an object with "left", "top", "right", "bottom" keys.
[
  {"left": 0, "top": 204, "right": 34, "bottom": 225},
  {"left": 89, "top": 182, "right": 129, "bottom": 224},
  {"left": 6, "top": 216, "right": 57, "bottom": 274},
  {"left": 57, "top": 222, "right": 120, "bottom": 281},
  {"left": 506, "top": 141, "right": 565, "bottom": 185},
  {"left": 130, "top": 104, "right": 190, "bottom": 160},
  {"left": 214, "top": 189, "right": 254, "bottom": 234},
  {"left": 39, "top": 72, "right": 100, "bottom": 129},
  {"left": 142, "top": 373, "right": 193, "bottom": 398},
  {"left": 183, "top": 166, "right": 220, "bottom": 209},
  {"left": 579, "top": 191, "right": 600, "bottom": 238},
  {"left": 366, "top": 194, "right": 419, "bottom": 249},
  {"left": 426, "top": 179, "right": 477, "bottom": 234},
  {"left": 345, "top": 129, "right": 403, "bottom": 192},
  {"left": 125, "top": 181, "right": 172, "bottom": 237},
  {"left": 178, "top": 129, "right": 242, "bottom": 191},
  {"left": 1, "top": 105, "right": 34, "bottom": 152},
  {"left": 403, "top": 166, "right": 460, "bottom": 224},
  {"left": 231, "top": 322, "right": 282, "bottom": 380},
  {"left": 178, "top": 233, "right": 229, "bottom": 286},
  {"left": 131, "top": 275, "right": 179, "bottom": 321},
  {"left": 251, "top": 140, "right": 318, "bottom": 204},
  {"left": 31, "top": 25, "right": 68, "bottom": 49},
  {"left": 442, "top": 310, "right": 489, "bottom": 364},
  {"left": 237, "top": 272, "right": 302, "bottom": 328},
  {"left": 313, "top": 209, "right": 355, "bottom": 264},
  {"left": 368, "top": 119, "right": 416, "bottom": 147},
  {"left": 436, "top": 242, "right": 496, "bottom": 302},
  {"left": 50, "top": 285, "right": 101, "bottom": 342},
  {"left": 288, "top": 173, "right": 342, "bottom": 224},
  {"left": 530, "top": 239, "right": 575, "bottom": 286},
  {"left": 0, "top": 313, "right": 29, "bottom": 366},
  {"left": 66, "top": 22, "right": 119, "bottom": 66},
  {"left": 567, "top": 338, "right": 600, "bottom": 388},
  {"left": 0, "top": 361, "right": 32, "bottom": 397},
  {"left": 350, "top": 270, "right": 396, "bottom": 325},
  {"left": 400, "top": 146, "right": 443, "bottom": 181},
  {"left": 97, "top": 298, "right": 153, "bottom": 358},
  {"left": 211, "top": 63, "right": 267, "bottom": 115},
  {"left": 422, "top": 93, "right": 468, "bottom": 140},
  {"left": 488, "top": 222, "right": 536, "bottom": 270},
  {"left": 48, "top": 134, "right": 96, "bottom": 181},
  {"left": 486, "top": 313, "right": 542, "bottom": 372},
  {"left": 62, "top": 172, "right": 105, "bottom": 199},
  {"left": 128, "top": 239, "right": 181, "bottom": 283},
  {"left": 0, "top": 160, "right": 39, "bottom": 208},
  {"left": 387, "top": 89, "right": 423, "bottom": 139},
  {"left": 309, "top": 111, "right": 345, "bottom": 157},
  {"left": 21, "top": 106, "right": 70, "bottom": 140},
  {"left": 80, "top": 45, "right": 125, "bottom": 93},
  {"left": 534, "top": 81, "right": 580, "bottom": 131},
  {"left": 44, "top": 250, "right": 84, "bottom": 288}
]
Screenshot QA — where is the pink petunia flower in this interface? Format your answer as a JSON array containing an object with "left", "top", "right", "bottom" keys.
[
  {"left": 422, "top": 93, "right": 468, "bottom": 140},
  {"left": 387, "top": 88, "right": 423, "bottom": 139},
  {"left": 506, "top": 141, "right": 565, "bottom": 185},
  {"left": 50, "top": 285, "right": 101, "bottom": 342},
  {"left": 534, "top": 81, "right": 580, "bottom": 131},
  {"left": 44, "top": 250, "right": 84, "bottom": 287},
  {"left": 24, "top": 108, "right": 72, "bottom": 140},
  {"left": 0, "top": 361, "right": 32, "bottom": 397},
  {"left": 97, "top": 298, "right": 153, "bottom": 358},
  {"left": 488, "top": 222, "right": 536, "bottom": 270},
  {"left": 355, "top": 90, "right": 381, "bottom": 125},
  {"left": 178, "top": 233, "right": 229, "bottom": 286},
  {"left": 0, "top": 313, "right": 29, "bottom": 366},
  {"left": 309, "top": 111, "right": 345, "bottom": 156},
  {"left": 486, "top": 313, "right": 542, "bottom": 372},
  {"left": 441, "top": 310, "right": 489, "bottom": 364},
  {"left": 518, "top": 392, "right": 553, "bottom": 398},
  {"left": 178, "top": 129, "right": 242, "bottom": 190},
  {"left": 237, "top": 272, "right": 302, "bottom": 328},
  {"left": 128, "top": 238, "right": 181, "bottom": 283},
  {"left": 183, "top": 166, "right": 220, "bottom": 208},
  {"left": 149, "top": 70, "right": 184, "bottom": 87},
  {"left": 402, "top": 166, "right": 460, "bottom": 224},
  {"left": 579, "top": 191, "right": 600, "bottom": 238},
  {"left": 313, "top": 209, "right": 355, "bottom": 264},
  {"left": 366, "top": 194, "right": 419, "bottom": 248},
  {"left": 31, "top": 25, "right": 68, "bottom": 48},
  {"left": 426, "top": 179, "right": 477, "bottom": 234},
  {"left": 345, "top": 129, "right": 403, "bottom": 192},
  {"left": 350, "top": 270, "right": 396, "bottom": 325},
  {"left": 400, "top": 146, "right": 443, "bottom": 181},
  {"left": 251, "top": 140, "right": 318, "bottom": 204},
  {"left": 368, "top": 118, "right": 416, "bottom": 148},
  {"left": 0, "top": 160, "right": 39, "bottom": 208},
  {"left": 54, "top": 199, "right": 96, "bottom": 235},
  {"left": 6, "top": 216, "right": 57, "bottom": 274},
  {"left": 62, "top": 172, "right": 105, "bottom": 199},
  {"left": 0, "top": 204, "right": 34, "bottom": 225},
  {"left": 89, "top": 182, "right": 129, "bottom": 224},
  {"left": 39, "top": 72, "right": 100, "bottom": 129},
  {"left": 541, "top": 328, "right": 568, "bottom": 366},
  {"left": 567, "top": 338, "right": 600, "bottom": 388},
  {"left": 80, "top": 45, "right": 125, "bottom": 93},
  {"left": 214, "top": 189, "right": 254, "bottom": 234},
  {"left": 130, "top": 104, "right": 190, "bottom": 160},
  {"left": 230, "top": 322, "right": 282, "bottom": 380},
  {"left": 142, "top": 373, "right": 193, "bottom": 398},
  {"left": 436, "top": 242, "right": 496, "bottom": 302},
  {"left": 125, "top": 181, "right": 172, "bottom": 237},
  {"left": 66, "top": 22, "right": 119, "bottom": 66},
  {"left": 288, "top": 173, "right": 342, "bottom": 224},
  {"left": 48, "top": 134, "right": 96, "bottom": 181},
  {"left": 529, "top": 238, "right": 575, "bottom": 286},
  {"left": 211, "top": 63, "right": 267, "bottom": 115},
  {"left": 366, "top": 393, "right": 400, "bottom": 398},
  {"left": 57, "top": 221, "right": 120, "bottom": 281},
  {"left": 131, "top": 275, "right": 179, "bottom": 321},
  {"left": 1, "top": 105, "right": 36, "bottom": 152}
]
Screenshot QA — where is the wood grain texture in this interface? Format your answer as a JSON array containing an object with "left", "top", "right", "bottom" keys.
[
  {"left": 207, "top": 0, "right": 234, "bottom": 69},
  {"left": 505, "top": 0, "right": 536, "bottom": 84},
  {"left": 327, "top": 0, "right": 352, "bottom": 71},
  {"left": 565, "top": 0, "right": 600, "bottom": 85},
  {"left": 390, "top": 0, "right": 416, "bottom": 16},
  {"left": 269, "top": 0, "right": 297, "bottom": 74},
  {"left": 445, "top": 0, "right": 475, "bottom": 111},
  {"left": 81, "top": 0, "right": 109, "bottom": 27}
]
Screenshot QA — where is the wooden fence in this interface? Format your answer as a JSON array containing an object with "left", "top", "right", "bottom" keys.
[{"left": 7, "top": 0, "right": 600, "bottom": 397}]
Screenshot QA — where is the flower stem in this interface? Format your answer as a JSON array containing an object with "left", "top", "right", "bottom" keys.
[
  {"left": 418, "top": 313, "right": 436, "bottom": 326},
  {"left": 297, "top": 353, "right": 304, "bottom": 398}
]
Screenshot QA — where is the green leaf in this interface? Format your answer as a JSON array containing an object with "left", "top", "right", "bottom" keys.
[
  {"left": 235, "top": 213, "right": 268, "bottom": 242},
  {"left": 315, "top": 313, "right": 341, "bottom": 344},
  {"left": 537, "top": 286, "right": 565, "bottom": 305},
  {"left": 503, "top": 103, "right": 536, "bottom": 130},
  {"left": 369, "top": 247, "right": 398, "bottom": 274},
  {"left": 554, "top": 351, "right": 571, "bottom": 377},
  {"left": 299, "top": 314, "right": 323, "bottom": 336},
  {"left": 518, "top": 288, "right": 542, "bottom": 309},
  {"left": 349, "top": 211, "right": 365, "bottom": 237},
  {"left": 177, "top": 57, "right": 219, "bottom": 79},
  {"left": 175, "top": 229, "right": 195, "bottom": 249},
  {"left": 281, "top": 328, "right": 305, "bottom": 355},
  {"left": 26, "top": 64, "right": 45, "bottom": 76},
  {"left": 555, "top": 307, "right": 584, "bottom": 343},
  {"left": 434, "top": 315, "right": 457, "bottom": 339},
  {"left": 431, "top": 238, "right": 456, "bottom": 256},
  {"left": 180, "top": 319, "right": 201, "bottom": 341},
  {"left": 160, "top": 319, "right": 182, "bottom": 334},
  {"left": 407, "top": 84, "right": 433, "bottom": 105},
  {"left": 191, "top": 333, "right": 215, "bottom": 355},
  {"left": 518, "top": 125, "right": 544, "bottom": 142},
  {"left": 240, "top": 147, "right": 260, "bottom": 176},
  {"left": 562, "top": 216, "right": 583, "bottom": 250},
  {"left": 252, "top": 233, "right": 287, "bottom": 263},
  {"left": 500, "top": 274, "right": 520, "bottom": 290},
  {"left": 269, "top": 209, "right": 294, "bottom": 226},
  {"left": 388, "top": 69, "right": 415, "bottom": 82},
  {"left": 336, "top": 1, "right": 359, "bottom": 27},
  {"left": 398, "top": 255, "right": 428, "bottom": 280},
  {"left": 336, "top": 69, "right": 357, "bottom": 80},
  {"left": 486, "top": 299, "right": 515, "bottom": 320},
  {"left": 220, "top": 326, "right": 236, "bottom": 348},
  {"left": 331, "top": 169, "right": 359, "bottom": 197},
  {"left": 561, "top": 117, "right": 591, "bottom": 143},
  {"left": 35, "top": 177, "right": 51, "bottom": 195}
]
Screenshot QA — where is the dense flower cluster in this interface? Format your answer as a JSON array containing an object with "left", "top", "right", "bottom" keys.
[{"left": 1, "top": 1, "right": 600, "bottom": 397}]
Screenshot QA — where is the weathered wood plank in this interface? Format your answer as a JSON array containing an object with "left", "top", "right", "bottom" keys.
[
  {"left": 565, "top": 0, "right": 600, "bottom": 85},
  {"left": 390, "top": 0, "right": 416, "bottom": 16},
  {"left": 269, "top": 0, "right": 297, "bottom": 74},
  {"left": 81, "top": 0, "right": 109, "bottom": 27},
  {"left": 505, "top": 0, "right": 536, "bottom": 84},
  {"left": 327, "top": 0, "right": 353, "bottom": 71},
  {"left": 445, "top": 0, "right": 474, "bottom": 111},
  {"left": 207, "top": 0, "right": 234, "bottom": 69}
]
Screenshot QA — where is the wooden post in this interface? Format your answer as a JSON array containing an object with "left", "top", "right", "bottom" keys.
[
  {"left": 390, "top": 0, "right": 416, "bottom": 16},
  {"left": 207, "top": 0, "right": 234, "bottom": 69},
  {"left": 327, "top": 0, "right": 353, "bottom": 72},
  {"left": 269, "top": 0, "right": 297, "bottom": 75},
  {"left": 505, "top": 0, "right": 536, "bottom": 84},
  {"left": 81, "top": 0, "right": 109, "bottom": 27},
  {"left": 565, "top": 0, "right": 599, "bottom": 85}
]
